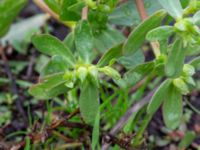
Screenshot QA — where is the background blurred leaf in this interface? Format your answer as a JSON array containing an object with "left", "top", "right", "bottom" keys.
[
  {"left": 1, "top": 14, "right": 48, "bottom": 54},
  {"left": 0, "top": 0, "right": 27, "bottom": 37},
  {"left": 178, "top": 131, "right": 196, "bottom": 149},
  {"left": 117, "top": 50, "right": 144, "bottom": 69},
  {"left": 109, "top": 0, "right": 162, "bottom": 26},
  {"left": 158, "top": 0, "right": 183, "bottom": 19},
  {"left": 94, "top": 26, "right": 125, "bottom": 53}
]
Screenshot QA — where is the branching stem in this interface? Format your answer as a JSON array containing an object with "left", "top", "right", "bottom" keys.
[{"left": 135, "top": 0, "right": 161, "bottom": 58}]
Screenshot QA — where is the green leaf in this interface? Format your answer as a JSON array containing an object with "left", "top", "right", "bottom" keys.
[
  {"left": 163, "top": 85, "right": 182, "bottom": 130},
  {"left": 29, "top": 73, "right": 69, "bottom": 99},
  {"left": 41, "top": 55, "right": 69, "bottom": 77},
  {"left": 74, "top": 20, "right": 94, "bottom": 63},
  {"left": 117, "top": 50, "right": 145, "bottom": 69},
  {"left": 32, "top": 34, "right": 76, "bottom": 67},
  {"left": 44, "top": 0, "right": 60, "bottom": 14},
  {"left": 63, "top": 31, "right": 76, "bottom": 52},
  {"left": 97, "top": 43, "right": 123, "bottom": 67},
  {"left": 1, "top": 14, "right": 48, "bottom": 54},
  {"left": 0, "top": 0, "right": 27, "bottom": 37},
  {"left": 179, "top": 131, "right": 196, "bottom": 149},
  {"left": 147, "top": 79, "right": 172, "bottom": 114},
  {"left": 60, "top": 0, "right": 82, "bottom": 21},
  {"left": 92, "top": 109, "right": 100, "bottom": 150},
  {"left": 158, "top": 0, "right": 183, "bottom": 19},
  {"left": 165, "top": 38, "right": 185, "bottom": 78},
  {"left": 94, "top": 26, "right": 125, "bottom": 53},
  {"left": 118, "top": 61, "right": 155, "bottom": 88},
  {"left": 123, "top": 10, "right": 166, "bottom": 55},
  {"left": 146, "top": 26, "right": 174, "bottom": 41},
  {"left": 79, "top": 80, "right": 99, "bottom": 125}
]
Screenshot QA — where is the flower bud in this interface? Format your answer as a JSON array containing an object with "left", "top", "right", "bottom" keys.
[
  {"left": 77, "top": 66, "right": 88, "bottom": 83},
  {"left": 98, "top": 66, "right": 121, "bottom": 80},
  {"left": 173, "top": 78, "right": 189, "bottom": 95},
  {"left": 183, "top": 64, "right": 195, "bottom": 76}
]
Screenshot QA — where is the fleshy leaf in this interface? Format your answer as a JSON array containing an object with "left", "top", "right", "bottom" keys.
[
  {"left": 146, "top": 26, "right": 174, "bottom": 41},
  {"left": 79, "top": 79, "right": 99, "bottom": 125},
  {"left": 29, "top": 73, "right": 69, "bottom": 99},
  {"left": 32, "top": 34, "right": 76, "bottom": 67},
  {"left": 97, "top": 43, "right": 123, "bottom": 67},
  {"left": 165, "top": 38, "right": 185, "bottom": 78},
  {"left": 147, "top": 79, "right": 172, "bottom": 114},
  {"left": 118, "top": 61, "right": 155, "bottom": 88},
  {"left": 41, "top": 55, "right": 69, "bottom": 77},
  {"left": 163, "top": 85, "right": 182, "bottom": 130},
  {"left": 74, "top": 20, "right": 94, "bottom": 63},
  {"left": 123, "top": 10, "right": 166, "bottom": 55}
]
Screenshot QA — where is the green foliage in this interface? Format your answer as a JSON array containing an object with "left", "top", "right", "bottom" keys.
[
  {"left": 32, "top": 34, "right": 76, "bottom": 67},
  {"left": 79, "top": 79, "right": 99, "bottom": 124},
  {"left": 74, "top": 20, "right": 94, "bottom": 63},
  {"left": 2, "top": 0, "right": 200, "bottom": 149},
  {"left": 0, "top": 0, "right": 27, "bottom": 37},
  {"left": 147, "top": 79, "right": 172, "bottom": 114},
  {"left": 158, "top": 0, "right": 183, "bottom": 19},
  {"left": 123, "top": 10, "right": 167, "bottom": 55},
  {"left": 165, "top": 38, "right": 185, "bottom": 78},
  {"left": 163, "top": 85, "right": 182, "bottom": 130},
  {"left": 1, "top": 14, "right": 48, "bottom": 54},
  {"left": 179, "top": 131, "right": 196, "bottom": 149},
  {"left": 28, "top": 73, "right": 69, "bottom": 99},
  {"left": 146, "top": 26, "right": 174, "bottom": 41}
]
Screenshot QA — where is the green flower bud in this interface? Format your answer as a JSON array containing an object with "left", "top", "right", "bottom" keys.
[
  {"left": 183, "top": 64, "right": 195, "bottom": 76},
  {"left": 87, "top": 66, "right": 99, "bottom": 85},
  {"left": 63, "top": 71, "right": 75, "bottom": 88},
  {"left": 63, "top": 71, "right": 73, "bottom": 81},
  {"left": 175, "top": 19, "right": 188, "bottom": 32},
  {"left": 65, "top": 82, "right": 74, "bottom": 88},
  {"left": 173, "top": 78, "right": 189, "bottom": 95},
  {"left": 98, "top": 66, "right": 121, "bottom": 80},
  {"left": 85, "top": 0, "right": 97, "bottom": 9},
  {"left": 77, "top": 66, "right": 88, "bottom": 83},
  {"left": 88, "top": 66, "right": 98, "bottom": 78}
]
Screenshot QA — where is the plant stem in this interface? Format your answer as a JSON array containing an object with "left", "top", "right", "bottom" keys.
[
  {"left": 33, "top": 0, "right": 75, "bottom": 28},
  {"left": 135, "top": 0, "right": 161, "bottom": 58},
  {"left": 82, "top": 6, "right": 89, "bottom": 20}
]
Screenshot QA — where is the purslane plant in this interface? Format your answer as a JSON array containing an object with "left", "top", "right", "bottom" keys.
[
  {"left": 1, "top": 0, "right": 200, "bottom": 148},
  {"left": 29, "top": 33, "right": 121, "bottom": 125},
  {"left": 29, "top": 0, "right": 200, "bottom": 135}
]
